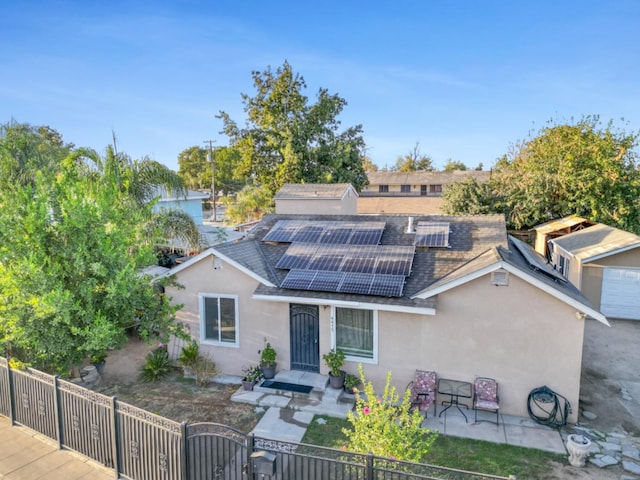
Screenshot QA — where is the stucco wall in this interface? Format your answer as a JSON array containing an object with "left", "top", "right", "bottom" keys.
[
  {"left": 343, "top": 274, "right": 585, "bottom": 422},
  {"left": 275, "top": 197, "right": 357, "bottom": 215},
  {"left": 168, "top": 257, "right": 585, "bottom": 422},
  {"left": 581, "top": 247, "right": 640, "bottom": 308}
]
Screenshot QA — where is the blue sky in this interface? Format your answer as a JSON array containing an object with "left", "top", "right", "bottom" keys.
[{"left": 2, "top": 1, "right": 639, "bottom": 171}]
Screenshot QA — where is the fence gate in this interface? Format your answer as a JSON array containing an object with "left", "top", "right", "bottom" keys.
[{"left": 186, "top": 423, "right": 247, "bottom": 480}]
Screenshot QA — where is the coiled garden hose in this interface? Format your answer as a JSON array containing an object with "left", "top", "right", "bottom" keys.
[{"left": 527, "top": 385, "right": 571, "bottom": 428}]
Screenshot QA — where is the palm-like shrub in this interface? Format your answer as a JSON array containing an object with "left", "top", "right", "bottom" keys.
[{"left": 139, "top": 345, "right": 171, "bottom": 382}]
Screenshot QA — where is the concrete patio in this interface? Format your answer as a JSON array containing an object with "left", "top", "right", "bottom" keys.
[{"left": 230, "top": 369, "right": 568, "bottom": 455}]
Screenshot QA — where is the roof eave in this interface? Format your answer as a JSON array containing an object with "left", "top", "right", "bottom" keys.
[{"left": 252, "top": 293, "right": 435, "bottom": 315}]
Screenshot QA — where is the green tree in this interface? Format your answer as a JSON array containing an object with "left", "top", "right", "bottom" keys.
[
  {"left": 178, "top": 146, "right": 209, "bottom": 190},
  {"left": 222, "top": 184, "right": 274, "bottom": 224},
  {"left": 0, "top": 124, "right": 187, "bottom": 373},
  {"left": 0, "top": 121, "right": 73, "bottom": 186},
  {"left": 442, "top": 159, "right": 467, "bottom": 171},
  {"left": 391, "top": 143, "right": 434, "bottom": 172},
  {"left": 361, "top": 155, "right": 378, "bottom": 173},
  {"left": 178, "top": 145, "right": 246, "bottom": 195},
  {"left": 493, "top": 116, "right": 640, "bottom": 232},
  {"left": 441, "top": 177, "right": 495, "bottom": 215},
  {"left": 441, "top": 116, "right": 640, "bottom": 233},
  {"left": 343, "top": 365, "right": 437, "bottom": 462},
  {"left": 212, "top": 146, "right": 247, "bottom": 195},
  {"left": 217, "top": 61, "right": 368, "bottom": 194}
]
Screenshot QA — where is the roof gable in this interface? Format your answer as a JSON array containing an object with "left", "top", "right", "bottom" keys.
[{"left": 551, "top": 223, "right": 640, "bottom": 261}]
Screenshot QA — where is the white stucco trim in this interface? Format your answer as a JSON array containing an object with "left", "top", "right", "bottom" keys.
[
  {"left": 251, "top": 293, "right": 436, "bottom": 315},
  {"left": 413, "top": 261, "right": 610, "bottom": 326},
  {"left": 161, "top": 248, "right": 276, "bottom": 287}
]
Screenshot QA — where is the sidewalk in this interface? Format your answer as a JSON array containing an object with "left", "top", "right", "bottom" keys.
[{"left": 0, "top": 418, "right": 113, "bottom": 480}]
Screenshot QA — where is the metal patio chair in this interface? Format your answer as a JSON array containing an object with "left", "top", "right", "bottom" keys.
[
  {"left": 473, "top": 377, "right": 500, "bottom": 425},
  {"left": 407, "top": 370, "right": 437, "bottom": 417}
]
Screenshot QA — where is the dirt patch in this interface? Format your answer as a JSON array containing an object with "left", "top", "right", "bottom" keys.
[
  {"left": 94, "top": 337, "right": 261, "bottom": 433},
  {"left": 579, "top": 318, "right": 640, "bottom": 436}
]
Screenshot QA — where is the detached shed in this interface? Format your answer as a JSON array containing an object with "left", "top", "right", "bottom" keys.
[
  {"left": 275, "top": 183, "right": 358, "bottom": 215},
  {"left": 549, "top": 223, "right": 640, "bottom": 320},
  {"left": 533, "top": 216, "right": 594, "bottom": 258}
]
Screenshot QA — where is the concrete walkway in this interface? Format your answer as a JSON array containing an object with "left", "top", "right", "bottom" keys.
[
  {"left": 422, "top": 409, "right": 566, "bottom": 454},
  {"left": 232, "top": 370, "right": 567, "bottom": 454},
  {"left": 0, "top": 418, "right": 113, "bottom": 480}
]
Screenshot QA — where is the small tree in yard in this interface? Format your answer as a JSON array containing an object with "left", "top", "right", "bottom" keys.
[{"left": 343, "top": 365, "right": 437, "bottom": 462}]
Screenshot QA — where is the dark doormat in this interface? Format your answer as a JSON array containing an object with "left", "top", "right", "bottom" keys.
[{"left": 260, "top": 380, "right": 313, "bottom": 394}]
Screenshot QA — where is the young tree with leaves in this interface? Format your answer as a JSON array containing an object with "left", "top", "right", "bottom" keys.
[
  {"left": 222, "top": 184, "right": 274, "bottom": 224},
  {"left": 0, "top": 123, "right": 188, "bottom": 373},
  {"left": 441, "top": 116, "right": 640, "bottom": 233},
  {"left": 442, "top": 159, "right": 467, "bottom": 171},
  {"left": 217, "top": 61, "right": 368, "bottom": 194},
  {"left": 493, "top": 116, "right": 640, "bottom": 232},
  {"left": 343, "top": 365, "right": 437, "bottom": 462},
  {"left": 391, "top": 143, "right": 434, "bottom": 172}
]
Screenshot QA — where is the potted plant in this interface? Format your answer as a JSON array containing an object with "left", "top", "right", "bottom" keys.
[
  {"left": 343, "top": 373, "right": 360, "bottom": 394},
  {"left": 259, "top": 342, "right": 277, "bottom": 379},
  {"left": 242, "top": 364, "right": 263, "bottom": 391},
  {"left": 90, "top": 351, "right": 107, "bottom": 376},
  {"left": 323, "top": 348, "right": 346, "bottom": 389}
]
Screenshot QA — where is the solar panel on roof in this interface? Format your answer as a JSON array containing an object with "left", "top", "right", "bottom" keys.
[
  {"left": 375, "top": 246, "right": 415, "bottom": 275},
  {"left": 276, "top": 243, "right": 319, "bottom": 270},
  {"left": 414, "top": 221, "right": 451, "bottom": 248},
  {"left": 368, "top": 274, "right": 406, "bottom": 297},
  {"left": 510, "top": 236, "right": 567, "bottom": 282},
  {"left": 263, "top": 220, "right": 385, "bottom": 245},
  {"left": 281, "top": 270, "right": 405, "bottom": 297},
  {"left": 276, "top": 244, "right": 415, "bottom": 275}
]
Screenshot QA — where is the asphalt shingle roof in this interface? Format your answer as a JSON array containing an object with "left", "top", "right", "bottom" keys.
[{"left": 214, "top": 213, "right": 508, "bottom": 307}]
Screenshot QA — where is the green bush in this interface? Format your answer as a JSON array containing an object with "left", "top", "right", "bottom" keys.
[
  {"left": 343, "top": 365, "right": 437, "bottom": 462},
  {"left": 139, "top": 345, "right": 171, "bottom": 382},
  {"left": 178, "top": 340, "right": 199, "bottom": 367}
]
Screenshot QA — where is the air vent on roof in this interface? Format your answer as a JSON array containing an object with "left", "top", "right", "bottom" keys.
[{"left": 491, "top": 270, "right": 509, "bottom": 286}]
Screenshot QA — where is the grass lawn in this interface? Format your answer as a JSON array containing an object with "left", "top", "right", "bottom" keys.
[{"left": 301, "top": 415, "right": 565, "bottom": 480}]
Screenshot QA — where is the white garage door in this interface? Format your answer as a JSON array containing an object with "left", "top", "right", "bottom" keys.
[{"left": 601, "top": 268, "right": 640, "bottom": 320}]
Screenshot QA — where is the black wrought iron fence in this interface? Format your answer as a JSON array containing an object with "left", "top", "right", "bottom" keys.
[{"left": 0, "top": 357, "right": 515, "bottom": 480}]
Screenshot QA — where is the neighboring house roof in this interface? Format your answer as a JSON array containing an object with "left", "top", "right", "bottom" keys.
[
  {"left": 551, "top": 223, "right": 640, "bottom": 262},
  {"left": 275, "top": 183, "right": 357, "bottom": 200},
  {"left": 366, "top": 170, "right": 490, "bottom": 186},
  {"left": 533, "top": 216, "right": 590, "bottom": 234},
  {"left": 164, "top": 213, "right": 606, "bottom": 322},
  {"left": 152, "top": 186, "right": 209, "bottom": 202}
]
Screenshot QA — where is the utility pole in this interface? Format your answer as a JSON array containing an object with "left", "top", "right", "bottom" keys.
[{"left": 204, "top": 139, "right": 216, "bottom": 222}]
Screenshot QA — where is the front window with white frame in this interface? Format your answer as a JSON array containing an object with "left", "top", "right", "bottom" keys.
[
  {"left": 334, "top": 307, "right": 377, "bottom": 362},
  {"left": 200, "top": 293, "right": 239, "bottom": 347}
]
